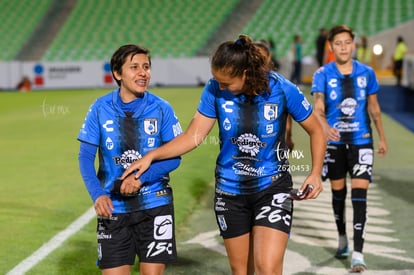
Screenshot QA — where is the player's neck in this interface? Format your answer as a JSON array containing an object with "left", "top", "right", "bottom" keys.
[{"left": 335, "top": 59, "right": 353, "bottom": 75}]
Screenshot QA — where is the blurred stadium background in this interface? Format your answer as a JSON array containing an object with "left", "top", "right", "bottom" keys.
[
  {"left": 1, "top": 0, "right": 414, "bottom": 90},
  {"left": 1, "top": 1, "right": 414, "bottom": 274}
]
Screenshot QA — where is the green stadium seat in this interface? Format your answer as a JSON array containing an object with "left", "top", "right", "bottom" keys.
[{"left": 3, "top": 0, "right": 414, "bottom": 62}]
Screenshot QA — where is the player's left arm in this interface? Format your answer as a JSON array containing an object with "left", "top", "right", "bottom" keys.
[{"left": 367, "top": 93, "right": 387, "bottom": 157}]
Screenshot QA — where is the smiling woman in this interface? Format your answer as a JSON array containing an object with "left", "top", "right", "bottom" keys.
[
  {"left": 77, "top": 44, "right": 183, "bottom": 274},
  {"left": 121, "top": 34, "right": 326, "bottom": 275}
]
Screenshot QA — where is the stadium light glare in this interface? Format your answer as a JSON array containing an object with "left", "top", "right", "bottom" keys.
[{"left": 373, "top": 44, "right": 383, "bottom": 56}]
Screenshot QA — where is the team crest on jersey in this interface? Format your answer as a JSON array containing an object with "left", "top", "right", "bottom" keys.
[
  {"left": 144, "top": 118, "right": 158, "bottom": 135},
  {"left": 357, "top": 76, "right": 367, "bottom": 88},
  {"left": 264, "top": 104, "right": 278, "bottom": 120}
]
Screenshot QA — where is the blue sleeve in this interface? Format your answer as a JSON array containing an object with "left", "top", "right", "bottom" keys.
[
  {"left": 139, "top": 157, "right": 181, "bottom": 184},
  {"left": 367, "top": 67, "right": 380, "bottom": 95},
  {"left": 197, "top": 79, "right": 218, "bottom": 118},
  {"left": 284, "top": 81, "right": 312, "bottom": 122},
  {"left": 78, "top": 141, "right": 106, "bottom": 202},
  {"left": 310, "top": 67, "right": 327, "bottom": 95},
  {"left": 77, "top": 100, "right": 100, "bottom": 145}
]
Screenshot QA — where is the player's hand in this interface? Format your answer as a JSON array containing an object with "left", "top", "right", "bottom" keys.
[
  {"left": 302, "top": 173, "right": 323, "bottom": 199},
  {"left": 120, "top": 173, "right": 142, "bottom": 195},
  {"left": 327, "top": 127, "right": 340, "bottom": 142},
  {"left": 376, "top": 140, "right": 387, "bottom": 157},
  {"left": 121, "top": 156, "right": 152, "bottom": 180},
  {"left": 94, "top": 195, "right": 114, "bottom": 217}
]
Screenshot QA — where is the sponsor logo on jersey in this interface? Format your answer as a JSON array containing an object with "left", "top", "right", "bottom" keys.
[
  {"left": 338, "top": 97, "right": 358, "bottom": 116},
  {"left": 330, "top": 90, "right": 338, "bottom": 100},
  {"left": 266, "top": 124, "right": 273, "bottom": 134},
  {"left": 333, "top": 121, "right": 360, "bottom": 132},
  {"left": 144, "top": 118, "right": 158, "bottom": 135},
  {"left": 302, "top": 97, "right": 311, "bottom": 110},
  {"left": 105, "top": 137, "right": 114, "bottom": 150},
  {"left": 357, "top": 89, "right": 366, "bottom": 100},
  {"left": 231, "top": 133, "right": 266, "bottom": 157},
  {"left": 113, "top": 149, "right": 142, "bottom": 169},
  {"left": 223, "top": 118, "right": 231, "bottom": 131},
  {"left": 232, "top": 162, "right": 265, "bottom": 176},
  {"left": 172, "top": 121, "right": 182, "bottom": 137},
  {"left": 148, "top": 137, "right": 155, "bottom": 147}
]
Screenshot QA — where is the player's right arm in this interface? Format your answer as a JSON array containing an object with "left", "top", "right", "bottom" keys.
[
  {"left": 78, "top": 141, "right": 114, "bottom": 217},
  {"left": 121, "top": 111, "right": 216, "bottom": 180}
]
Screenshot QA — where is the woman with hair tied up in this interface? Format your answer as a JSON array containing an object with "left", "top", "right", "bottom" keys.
[{"left": 122, "top": 34, "right": 326, "bottom": 275}]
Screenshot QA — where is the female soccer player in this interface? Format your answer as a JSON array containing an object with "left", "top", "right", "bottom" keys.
[
  {"left": 78, "top": 44, "right": 182, "bottom": 275},
  {"left": 311, "top": 25, "right": 387, "bottom": 272},
  {"left": 122, "top": 35, "right": 326, "bottom": 275}
]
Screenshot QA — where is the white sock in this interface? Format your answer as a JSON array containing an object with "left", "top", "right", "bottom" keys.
[{"left": 352, "top": 251, "right": 364, "bottom": 261}]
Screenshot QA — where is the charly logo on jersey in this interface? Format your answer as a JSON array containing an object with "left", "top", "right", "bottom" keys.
[
  {"left": 103, "top": 120, "right": 114, "bottom": 132},
  {"left": 113, "top": 149, "right": 142, "bottom": 169},
  {"left": 144, "top": 118, "right": 158, "bottom": 135},
  {"left": 357, "top": 76, "right": 367, "bottom": 88},
  {"left": 328, "top": 78, "right": 338, "bottom": 88},
  {"left": 264, "top": 104, "right": 278, "bottom": 120},
  {"left": 221, "top": 101, "right": 234, "bottom": 113},
  {"left": 338, "top": 97, "right": 358, "bottom": 116},
  {"left": 231, "top": 133, "right": 266, "bottom": 157}
]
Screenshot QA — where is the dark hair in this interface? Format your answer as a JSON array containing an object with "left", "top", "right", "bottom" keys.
[
  {"left": 211, "top": 34, "right": 270, "bottom": 95},
  {"left": 254, "top": 40, "right": 274, "bottom": 70},
  {"left": 327, "top": 25, "right": 355, "bottom": 42},
  {"left": 110, "top": 44, "right": 151, "bottom": 86}
]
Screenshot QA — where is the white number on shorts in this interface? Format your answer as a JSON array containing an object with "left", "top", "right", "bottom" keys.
[
  {"left": 256, "top": 206, "right": 291, "bottom": 226},
  {"left": 146, "top": 241, "right": 173, "bottom": 258}
]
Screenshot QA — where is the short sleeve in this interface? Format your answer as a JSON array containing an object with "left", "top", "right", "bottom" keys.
[
  {"left": 197, "top": 79, "right": 219, "bottom": 118},
  {"left": 77, "top": 100, "right": 100, "bottom": 145}
]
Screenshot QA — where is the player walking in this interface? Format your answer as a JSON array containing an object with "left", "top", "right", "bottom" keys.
[{"left": 311, "top": 25, "right": 388, "bottom": 272}]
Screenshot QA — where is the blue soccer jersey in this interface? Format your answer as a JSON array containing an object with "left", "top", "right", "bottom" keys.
[
  {"left": 78, "top": 89, "right": 182, "bottom": 213},
  {"left": 311, "top": 59, "right": 379, "bottom": 145},
  {"left": 198, "top": 71, "right": 312, "bottom": 195}
]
